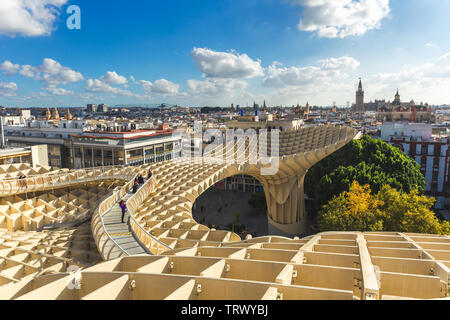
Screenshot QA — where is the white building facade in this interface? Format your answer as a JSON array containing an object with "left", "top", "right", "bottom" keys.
[{"left": 381, "top": 123, "right": 450, "bottom": 209}]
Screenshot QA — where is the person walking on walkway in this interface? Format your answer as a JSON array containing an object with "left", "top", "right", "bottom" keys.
[
  {"left": 147, "top": 170, "right": 153, "bottom": 180},
  {"left": 138, "top": 175, "right": 144, "bottom": 185},
  {"left": 132, "top": 180, "right": 139, "bottom": 193},
  {"left": 120, "top": 200, "right": 127, "bottom": 223}
]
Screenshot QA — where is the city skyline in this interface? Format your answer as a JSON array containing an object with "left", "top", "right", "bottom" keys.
[{"left": 1, "top": 0, "right": 450, "bottom": 107}]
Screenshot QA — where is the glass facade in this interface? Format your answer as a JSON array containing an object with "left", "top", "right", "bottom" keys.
[{"left": 72, "top": 140, "right": 181, "bottom": 169}]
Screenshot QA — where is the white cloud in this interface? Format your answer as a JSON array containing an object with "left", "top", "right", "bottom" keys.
[
  {"left": 85, "top": 79, "right": 119, "bottom": 93},
  {"left": 45, "top": 85, "right": 74, "bottom": 96},
  {"left": 101, "top": 71, "right": 128, "bottom": 85},
  {"left": 0, "top": 0, "right": 67, "bottom": 37},
  {"left": 19, "top": 65, "right": 37, "bottom": 78},
  {"left": 0, "top": 60, "right": 20, "bottom": 75},
  {"left": 259, "top": 52, "right": 450, "bottom": 106},
  {"left": 38, "top": 58, "right": 84, "bottom": 86},
  {"left": 365, "top": 52, "right": 450, "bottom": 103},
  {"left": 0, "top": 82, "right": 18, "bottom": 96},
  {"left": 79, "top": 93, "right": 94, "bottom": 100},
  {"left": 187, "top": 78, "right": 248, "bottom": 95},
  {"left": 291, "top": 0, "right": 390, "bottom": 38},
  {"left": 191, "top": 47, "right": 264, "bottom": 79},
  {"left": 319, "top": 56, "right": 360, "bottom": 70},
  {"left": 85, "top": 79, "right": 145, "bottom": 99},
  {"left": 263, "top": 56, "right": 359, "bottom": 87},
  {"left": 137, "top": 79, "right": 180, "bottom": 95},
  {"left": 0, "top": 58, "right": 83, "bottom": 96}
]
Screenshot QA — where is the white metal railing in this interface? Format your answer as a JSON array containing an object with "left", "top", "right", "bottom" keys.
[
  {"left": 127, "top": 177, "right": 172, "bottom": 255},
  {"left": 0, "top": 162, "right": 166, "bottom": 259},
  {"left": 91, "top": 174, "right": 137, "bottom": 260},
  {"left": 0, "top": 165, "right": 126, "bottom": 196}
]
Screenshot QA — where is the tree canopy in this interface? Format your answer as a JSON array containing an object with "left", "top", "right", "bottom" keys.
[
  {"left": 319, "top": 182, "right": 450, "bottom": 235},
  {"left": 305, "top": 135, "right": 426, "bottom": 212}
]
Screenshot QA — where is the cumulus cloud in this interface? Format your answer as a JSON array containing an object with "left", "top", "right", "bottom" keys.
[
  {"left": 367, "top": 52, "right": 450, "bottom": 101},
  {"left": 85, "top": 78, "right": 144, "bottom": 99},
  {"left": 290, "top": 0, "right": 390, "bottom": 38},
  {"left": 0, "top": 60, "right": 20, "bottom": 75},
  {"left": 0, "top": 82, "right": 18, "bottom": 96},
  {"left": 85, "top": 79, "right": 120, "bottom": 93},
  {"left": 0, "top": 58, "right": 83, "bottom": 96},
  {"left": 45, "top": 86, "right": 74, "bottom": 96},
  {"left": 187, "top": 78, "right": 248, "bottom": 95},
  {"left": 38, "top": 58, "right": 84, "bottom": 86},
  {"left": 259, "top": 52, "right": 450, "bottom": 106},
  {"left": 100, "top": 71, "right": 128, "bottom": 85},
  {"left": 263, "top": 56, "right": 359, "bottom": 87},
  {"left": 137, "top": 79, "right": 180, "bottom": 95},
  {"left": 0, "top": 0, "right": 67, "bottom": 37},
  {"left": 1, "top": 58, "right": 84, "bottom": 86},
  {"left": 369, "top": 52, "right": 450, "bottom": 86},
  {"left": 191, "top": 47, "right": 264, "bottom": 79},
  {"left": 19, "top": 65, "right": 37, "bottom": 78},
  {"left": 319, "top": 56, "right": 360, "bottom": 70}
]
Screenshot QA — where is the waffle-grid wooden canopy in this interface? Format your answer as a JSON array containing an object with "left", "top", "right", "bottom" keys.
[{"left": 0, "top": 126, "right": 448, "bottom": 300}]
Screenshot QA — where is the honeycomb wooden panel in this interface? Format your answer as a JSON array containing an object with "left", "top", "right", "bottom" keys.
[
  {"left": 1, "top": 232, "right": 448, "bottom": 300},
  {"left": 0, "top": 126, "right": 449, "bottom": 300}
]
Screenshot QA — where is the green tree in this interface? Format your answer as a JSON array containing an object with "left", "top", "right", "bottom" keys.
[
  {"left": 319, "top": 182, "right": 449, "bottom": 235},
  {"left": 305, "top": 135, "right": 426, "bottom": 212}
]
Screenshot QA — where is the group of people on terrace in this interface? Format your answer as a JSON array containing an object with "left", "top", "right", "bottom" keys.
[{"left": 121, "top": 169, "right": 152, "bottom": 223}]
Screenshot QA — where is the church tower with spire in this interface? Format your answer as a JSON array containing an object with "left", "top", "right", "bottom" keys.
[
  {"left": 393, "top": 89, "right": 401, "bottom": 106},
  {"left": 355, "top": 78, "right": 365, "bottom": 112},
  {"left": 66, "top": 109, "right": 73, "bottom": 120},
  {"left": 46, "top": 108, "right": 52, "bottom": 121},
  {"left": 52, "top": 108, "right": 60, "bottom": 121}
]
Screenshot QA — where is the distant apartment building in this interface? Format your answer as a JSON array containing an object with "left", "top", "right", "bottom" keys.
[
  {"left": 381, "top": 123, "right": 450, "bottom": 209},
  {"left": 435, "top": 109, "right": 450, "bottom": 125},
  {"left": 2, "top": 110, "right": 32, "bottom": 126},
  {"left": 99, "top": 104, "right": 108, "bottom": 113},
  {"left": 87, "top": 104, "right": 98, "bottom": 113},
  {"left": 70, "top": 129, "right": 183, "bottom": 169},
  {"left": 4, "top": 119, "right": 87, "bottom": 168}
]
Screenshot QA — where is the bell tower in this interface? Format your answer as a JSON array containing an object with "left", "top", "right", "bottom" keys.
[{"left": 355, "top": 78, "right": 364, "bottom": 112}]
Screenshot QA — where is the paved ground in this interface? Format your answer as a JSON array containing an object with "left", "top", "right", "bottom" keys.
[
  {"left": 193, "top": 188, "right": 269, "bottom": 237},
  {"left": 102, "top": 193, "right": 147, "bottom": 256}
]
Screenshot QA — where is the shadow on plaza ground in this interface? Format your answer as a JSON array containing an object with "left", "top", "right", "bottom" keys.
[{"left": 193, "top": 188, "right": 269, "bottom": 238}]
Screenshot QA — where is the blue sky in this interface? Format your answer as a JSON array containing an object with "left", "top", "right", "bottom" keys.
[{"left": 1, "top": 0, "right": 450, "bottom": 107}]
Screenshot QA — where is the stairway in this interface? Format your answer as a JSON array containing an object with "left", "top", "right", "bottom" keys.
[{"left": 102, "top": 193, "right": 147, "bottom": 256}]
